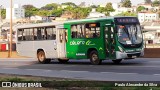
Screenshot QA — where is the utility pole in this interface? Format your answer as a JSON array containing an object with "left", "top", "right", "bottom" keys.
[
  {"left": 0, "top": 5, "right": 2, "bottom": 22},
  {"left": 0, "top": 5, "right": 2, "bottom": 38},
  {"left": 8, "top": 0, "right": 13, "bottom": 58}
]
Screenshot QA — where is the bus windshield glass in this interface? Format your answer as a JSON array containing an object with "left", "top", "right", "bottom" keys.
[{"left": 117, "top": 24, "right": 142, "bottom": 45}]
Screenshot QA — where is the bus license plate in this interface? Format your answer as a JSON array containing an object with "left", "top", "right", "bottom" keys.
[{"left": 132, "top": 56, "right": 137, "bottom": 58}]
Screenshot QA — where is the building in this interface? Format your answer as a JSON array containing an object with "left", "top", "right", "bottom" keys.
[
  {"left": 87, "top": 8, "right": 105, "bottom": 18},
  {"left": 30, "top": 15, "right": 43, "bottom": 21},
  {"left": 6, "top": 4, "right": 25, "bottom": 20},
  {"left": 110, "top": 3, "right": 135, "bottom": 16},
  {"left": 137, "top": 3, "right": 160, "bottom": 12},
  {"left": 138, "top": 12, "right": 159, "bottom": 22}
]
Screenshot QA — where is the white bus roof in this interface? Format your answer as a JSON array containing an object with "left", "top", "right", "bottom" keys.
[
  {"left": 64, "top": 16, "right": 137, "bottom": 24},
  {"left": 15, "top": 21, "right": 65, "bottom": 29}
]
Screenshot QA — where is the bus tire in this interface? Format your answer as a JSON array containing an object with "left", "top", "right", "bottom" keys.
[
  {"left": 89, "top": 50, "right": 102, "bottom": 65},
  {"left": 58, "top": 59, "right": 69, "bottom": 63},
  {"left": 37, "top": 51, "right": 51, "bottom": 64},
  {"left": 112, "top": 59, "right": 122, "bottom": 64}
]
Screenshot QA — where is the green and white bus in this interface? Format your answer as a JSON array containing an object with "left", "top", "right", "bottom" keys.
[{"left": 16, "top": 16, "right": 144, "bottom": 65}]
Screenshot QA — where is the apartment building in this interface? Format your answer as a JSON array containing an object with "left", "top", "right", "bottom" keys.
[
  {"left": 138, "top": 12, "right": 159, "bottom": 22},
  {"left": 6, "top": 4, "right": 25, "bottom": 20}
]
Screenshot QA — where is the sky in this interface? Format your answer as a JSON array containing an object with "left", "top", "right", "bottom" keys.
[{"left": 0, "top": 0, "right": 144, "bottom": 8}]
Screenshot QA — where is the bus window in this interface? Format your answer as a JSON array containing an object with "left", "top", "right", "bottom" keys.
[
  {"left": 37, "top": 28, "right": 42, "bottom": 40},
  {"left": 71, "top": 23, "right": 100, "bottom": 38},
  {"left": 71, "top": 24, "right": 85, "bottom": 38},
  {"left": 85, "top": 23, "right": 100, "bottom": 38},
  {"left": 24, "top": 29, "right": 32, "bottom": 41},
  {"left": 46, "top": 27, "right": 56, "bottom": 40},
  {"left": 18, "top": 29, "right": 24, "bottom": 41}
]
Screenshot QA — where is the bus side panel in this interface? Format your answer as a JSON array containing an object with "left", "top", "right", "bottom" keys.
[
  {"left": 65, "top": 24, "right": 106, "bottom": 60},
  {"left": 33, "top": 40, "right": 58, "bottom": 58},
  {"left": 16, "top": 41, "right": 34, "bottom": 58}
]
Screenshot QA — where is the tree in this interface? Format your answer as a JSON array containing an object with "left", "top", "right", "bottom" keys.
[
  {"left": 121, "top": 0, "right": 132, "bottom": 8},
  {"left": 137, "top": 6, "right": 146, "bottom": 12},
  {"left": 72, "top": 7, "right": 91, "bottom": 19},
  {"left": 152, "top": 0, "right": 160, "bottom": 7},
  {"left": 63, "top": 6, "right": 91, "bottom": 19},
  {"left": 96, "top": 7, "right": 106, "bottom": 13},
  {"left": 23, "top": 5, "right": 39, "bottom": 17},
  {"left": 90, "top": 5, "right": 97, "bottom": 8},
  {"left": 41, "top": 3, "right": 58, "bottom": 10},
  {"left": 37, "top": 10, "right": 51, "bottom": 16},
  {"left": 145, "top": 0, "right": 152, "bottom": 4},
  {"left": 105, "top": 2, "right": 115, "bottom": 16},
  {"left": 51, "top": 8, "right": 63, "bottom": 17},
  {"left": 62, "top": 2, "right": 77, "bottom": 7},
  {"left": 96, "top": 2, "right": 115, "bottom": 16}
]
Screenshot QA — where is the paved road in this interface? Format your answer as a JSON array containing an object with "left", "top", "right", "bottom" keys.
[{"left": 0, "top": 58, "right": 160, "bottom": 81}]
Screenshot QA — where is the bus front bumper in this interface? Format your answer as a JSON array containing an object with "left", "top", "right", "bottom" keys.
[{"left": 116, "top": 50, "right": 144, "bottom": 59}]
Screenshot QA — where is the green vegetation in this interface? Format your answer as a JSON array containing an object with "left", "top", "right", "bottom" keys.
[
  {"left": 41, "top": 3, "right": 58, "bottom": 10},
  {"left": 152, "top": 0, "right": 160, "bottom": 7},
  {"left": 20, "top": 2, "right": 124, "bottom": 19},
  {"left": 96, "top": 2, "right": 115, "bottom": 16},
  {"left": 121, "top": 0, "right": 132, "bottom": 8},
  {"left": 3, "top": 1, "right": 151, "bottom": 19},
  {"left": 137, "top": 6, "right": 146, "bottom": 12},
  {"left": 23, "top": 4, "right": 39, "bottom": 17},
  {"left": 1, "top": 9, "right": 6, "bottom": 19}
]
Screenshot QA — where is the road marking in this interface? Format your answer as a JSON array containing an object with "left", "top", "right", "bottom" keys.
[
  {"left": 116, "top": 73, "right": 138, "bottom": 75},
  {"left": 2, "top": 68, "right": 19, "bottom": 69},
  {"left": 44, "top": 70, "right": 52, "bottom": 72},
  {"left": 60, "top": 70, "right": 89, "bottom": 73},
  {"left": 153, "top": 74, "right": 160, "bottom": 76},
  {"left": 101, "top": 72, "right": 138, "bottom": 75},
  {"left": 100, "top": 72, "right": 114, "bottom": 74}
]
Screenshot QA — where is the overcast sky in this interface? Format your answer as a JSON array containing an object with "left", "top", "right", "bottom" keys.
[{"left": 0, "top": 0, "right": 144, "bottom": 8}]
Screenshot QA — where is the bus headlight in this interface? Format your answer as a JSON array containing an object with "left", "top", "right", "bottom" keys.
[{"left": 118, "top": 46, "right": 124, "bottom": 52}]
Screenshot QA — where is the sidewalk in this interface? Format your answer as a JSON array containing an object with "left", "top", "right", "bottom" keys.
[{"left": 0, "top": 51, "right": 28, "bottom": 58}]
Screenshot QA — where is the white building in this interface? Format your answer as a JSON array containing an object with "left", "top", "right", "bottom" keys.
[
  {"left": 110, "top": 3, "right": 135, "bottom": 16},
  {"left": 6, "top": 4, "right": 25, "bottom": 20},
  {"left": 138, "top": 12, "right": 159, "bottom": 22},
  {"left": 87, "top": 8, "right": 105, "bottom": 18},
  {"left": 30, "top": 15, "right": 43, "bottom": 21}
]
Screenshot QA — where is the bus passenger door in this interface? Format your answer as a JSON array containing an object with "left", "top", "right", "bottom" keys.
[
  {"left": 105, "top": 25, "right": 116, "bottom": 59},
  {"left": 57, "top": 28, "right": 67, "bottom": 58}
]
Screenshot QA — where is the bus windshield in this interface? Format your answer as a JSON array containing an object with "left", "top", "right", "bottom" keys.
[{"left": 117, "top": 24, "right": 142, "bottom": 45}]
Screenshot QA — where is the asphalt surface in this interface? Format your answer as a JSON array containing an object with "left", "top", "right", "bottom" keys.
[{"left": 0, "top": 58, "right": 160, "bottom": 81}]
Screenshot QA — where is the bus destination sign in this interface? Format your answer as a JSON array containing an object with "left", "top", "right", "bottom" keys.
[{"left": 116, "top": 18, "right": 138, "bottom": 23}]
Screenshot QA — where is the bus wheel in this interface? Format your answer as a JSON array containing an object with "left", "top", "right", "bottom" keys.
[
  {"left": 37, "top": 51, "right": 51, "bottom": 64},
  {"left": 58, "top": 59, "right": 69, "bottom": 63},
  {"left": 112, "top": 59, "right": 122, "bottom": 64},
  {"left": 89, "top": 50, "right": 102, "bottom": 65}
]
